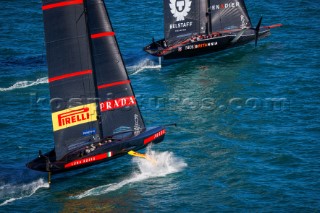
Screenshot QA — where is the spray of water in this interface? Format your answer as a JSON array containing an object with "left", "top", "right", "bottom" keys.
[
  {"left": 0, "top": 77, "right": 48, "bottom": 92},
  {"left": 0, "top": 58, "right": 158, "bottom": 93},
  {"left": 127, "top": 58, "right": 161, "bottom": 75},
  {"left": 0, "top": 178, "right": 49, "bottom": 206},
  {"left": 71, "top": 149, "right": 187, "bottom": 199}
]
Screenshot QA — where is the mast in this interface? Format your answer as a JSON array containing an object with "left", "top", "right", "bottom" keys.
[
  {"left": 199, "top": 0, "right": 208, "bottom": 34},
  {"left": 207, "top": 0, "right": 212, "bottom": 34},
  {"left": 83, "top": 0, "right": 104, "bottom": 137}
]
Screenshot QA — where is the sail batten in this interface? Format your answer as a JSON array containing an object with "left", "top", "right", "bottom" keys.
[
  {"left": 98, "top": 80, "right": 131, "bottom": 90},
  {"left": 48, "top": 70, "right": 92, "bottom": 83},
  {"left": 42, "top": 0, "right": 83, "bottom": 10},
  {"left": 91, "top": 32, "right": 115, "bottom": 38}
]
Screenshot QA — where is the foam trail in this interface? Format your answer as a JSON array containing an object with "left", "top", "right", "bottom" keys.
[
  {"left": 127, "top": 58, "right": 161, "bottom": 75},
  {"left": 71, "top": 149, "right": 187, "bottom": 199},
  {"left": 0, "top": 77, "right": 48, "bottom": 92},
  {"left": 0, "top": 179, "right": 49, "bottom": 206}
]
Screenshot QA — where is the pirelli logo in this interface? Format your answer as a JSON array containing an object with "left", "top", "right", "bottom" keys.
[{"left": 52, "top": 103, "right": 97, "bottom": 131}]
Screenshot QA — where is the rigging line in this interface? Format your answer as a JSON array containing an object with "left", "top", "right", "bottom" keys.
[
  {"left": 74, "top": 4, "right": 84, "bottom": 76},
  {"left": 76, "top": 6, "right": 86, "bottom": 24},
  {"left": 218, "top": 3, "right": 222, "bottom": 31},
  {"left": 143, "top": 2, "right": 146, "bottom": 47},
  {"left": 45, "top": 35, "right": 87, "bottom": 44},
  {"left": 73, "top": 2, "right": 95, "bottom": 135}
]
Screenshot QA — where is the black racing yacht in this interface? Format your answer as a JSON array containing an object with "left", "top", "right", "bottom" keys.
[
  {"left": 144, "top": 0, "right": 282, "bottom": 60},
  {"left": 27, "top": 0, "right": 167, "bottom": 175}
]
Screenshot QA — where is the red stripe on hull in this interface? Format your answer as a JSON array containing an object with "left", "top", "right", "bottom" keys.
[
  {"left": 42, "top": 0, "right": 83, "bottom": 10},
  {"left": 100, "top": 96, "right": 136, "bottom": 112},
  {"left": 91, "top": 32, "right": 115, "bottom": 39},
  {"left": 65, "top": 153, "right": 107, "bottom": 168},
  {"left": 98, "top": 80, "right": 130, "bottom": 90},
  {"left": 48, "top": 70, "right": 92, "bottom": 83},
  {"left": 265, "top": 23, "right": 283, "bottom": 29},
  {"left": 144, "top": 129, "right": 166, "bottom": 145}
]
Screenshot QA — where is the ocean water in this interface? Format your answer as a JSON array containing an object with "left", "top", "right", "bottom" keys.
[{"left": 0, "top": 0, "right": 319, "bottom": 212}]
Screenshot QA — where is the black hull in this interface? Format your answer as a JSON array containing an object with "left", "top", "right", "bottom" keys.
[
  {"left": 26, "top": 126, "right": 166, "bottom": 174},
  {"left": 144, "top": 29, "right": 271, "bottom": 60}
]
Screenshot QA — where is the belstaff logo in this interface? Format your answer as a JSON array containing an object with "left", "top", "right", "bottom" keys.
[
  {"left": 52, "top": 103, "right": 97, "bottom": 131},
  {"left": 169, "top": 0, "right": 192, "bottom": 21}
]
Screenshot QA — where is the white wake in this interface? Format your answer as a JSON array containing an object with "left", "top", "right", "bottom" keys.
[
  {"left": 0, "top": 178, "right": 49, "bottom": 206},
  {"left": 0, "top": 77, "right": 48, "bottom": 92},
  {"left": 71, "top": 149, "right": 187, "bottom": 199},
  {"left": 127, "top": 58, "right": 161, "bottom": 75}
]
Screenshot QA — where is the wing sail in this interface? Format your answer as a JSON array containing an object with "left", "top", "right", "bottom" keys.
[{"left": 209, "top": 0, "right": 252, "bottom": 32}]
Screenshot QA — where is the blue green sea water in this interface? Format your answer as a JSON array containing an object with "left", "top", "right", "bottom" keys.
[{"left": 0, "top": 0, "right": 319, "bottom": 212}]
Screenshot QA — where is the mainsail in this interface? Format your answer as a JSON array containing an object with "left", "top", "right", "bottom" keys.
[
  {"left": 163, "top": 0, "right": 252, "bottom": 45},
  {"left": 42, "top": 0, "right": 145, "bottom": 160},
  {"left": 86, "top": 0, "right": 145, "bottom": 139},
  {"left": 164, "top": 0, "right": 200, "bottom": 45},
  {"left": 209, "top": 0, "right": 252, "bottom": 32}
]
